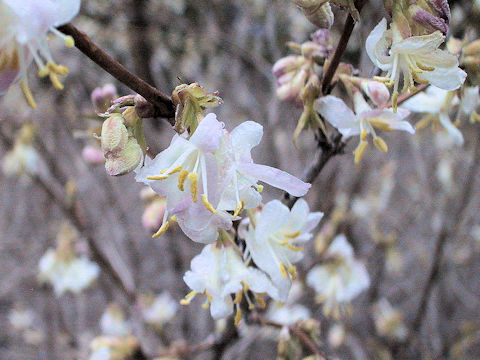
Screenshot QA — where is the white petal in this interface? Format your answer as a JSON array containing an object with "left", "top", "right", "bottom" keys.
[
  {"left": 210, "top": 296, "right": 233, "bottom": 319},
  {"left": 230, "top": 120, "right": 263, "bottom": 156},
  {"left": 189, "top": 113, "right": 224, "bottom": 153},
  {"left": 418, "top": 66, "right": 467, "bottom": 91},
  {"left": 402, "top": 87, "right": 448, "bottom": 113},
  {"left": 366, "top": 18, "right": 390, "bottom": 70},
  {"left": 52, "top": 0, "right": 81, "bottom": 25},
  {"left": 239, "top": 163, "right": 310, "bottom": 197},
  {"left": 315, "top": 96, "right": 360, "bottom": 138},
  {"left": 438, "top": 112, "right": 464, "bottom": 146}
]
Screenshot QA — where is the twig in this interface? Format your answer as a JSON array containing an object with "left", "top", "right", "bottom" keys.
[
  {"left": 251, "top": 313, "right": 327, "bottom": 359},
  {"left": 58, "top": 23, "right": 175, "bottom": 122},
  {"left": 321, "top": 0, "right": 368, "bottom": 94}
]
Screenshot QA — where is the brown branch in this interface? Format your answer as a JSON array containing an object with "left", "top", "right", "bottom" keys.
[
  {"left": 321, "top": 0, "right": 368, "bottom": 94},
  {"left": 58, "top": 23, "right": 175, "bottom": 122}
]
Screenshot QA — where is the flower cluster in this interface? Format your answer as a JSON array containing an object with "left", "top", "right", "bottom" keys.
[
  {"left": 38, "top": 224, "right": 99, "bottom": 296},
  {"left": 0, "top": 0, "right": 80, "bottom": 108}
]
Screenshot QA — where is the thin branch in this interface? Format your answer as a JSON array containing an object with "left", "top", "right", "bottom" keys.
[
  {"left": 58, "top": 23, "right": 175, "bottom": 122},
  {"left": 321, "top": 0, "right": 368, "bottom": 94}
]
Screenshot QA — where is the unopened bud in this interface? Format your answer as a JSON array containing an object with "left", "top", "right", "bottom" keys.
[
  {"left": 101, "top": 115, "right": 128, "bottom": 153},
  {"left": 464, "top": 39, "right": 480, "bottom": 58},
  {"left": 303, "top": 3, "right": 334, "bottom": 29},
  {"left": 361, "top": 81, "right": 390, "bottom": 106},
  {"left": 409, "top": 5, "right": 448, "bottom": 35},
  {"left": 82, "top": 145, "right": 105, "bottom": 165},
  {"left": 104, "top": 137, "right": 143, "bottom": 176},
  {"left": 91, "top": 84, "right": 118, "bottom": 113},
  {"left": 273, "top": 55, "right": 303, "bottom": 78},
  {"left": 428, "top": 0, "right": 450, "bottom": 23}
]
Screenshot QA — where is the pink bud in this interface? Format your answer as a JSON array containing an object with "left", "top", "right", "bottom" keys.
[
  {"left": 142, "top": 200, "right": 166, "bottom": 232},
  {"left": 272, "top": 56, "right": 302, "bottom": 78},
  {"left": 91, "top": 84, "right": 118, "bottom": 113},
  {"left": 82, "top": 145, "right": 105, "bottom": 165},
  {"left": 362, "top": 81, "right": 390, "bottom": 106},
  {"left": 411, "top": 8, "right": 448, "bottom": 35}
]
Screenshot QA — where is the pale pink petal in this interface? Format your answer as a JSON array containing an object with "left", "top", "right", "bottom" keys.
[
  {"left": 189, "top": 113, "right": 224, "bottom": 153},
  {"left": 238, "top": 163, "right": 310, "bottom": 197}
]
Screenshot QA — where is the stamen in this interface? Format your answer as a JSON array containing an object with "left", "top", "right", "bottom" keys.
[
  {"left": 415, "top": 114, "right": 435, "bottom": 130},
  {"left": 180, "top": 291, "right": 197, "bottom": 305},
  {"left": 178, "top": 170, "right": 189, "bottom": 191},
  {"left": 391, "top": 90, "right": 399, "bottom": 113},
  {"left": 416, "top": 62, "right": 435, "bottom": 72},
  {"left": 373, "top": 136, "right": 388, "bottom": 153},
  {"left": 201, "top": 194, "right": 218, "bottom": 213},
  {"left": 285, "top": 230, "right": 301, "bottom": 239},
  {"left": 170, "top": 215, "right": 178, "bottom": 222},
  {"left": 152, "top": 221, "right": 169, "bottom": 238},
  {"left": 234, "top": 306, "right": 242, "bottom": 326},
  {"left": 369, "top": 119, "right": 393, "bottom": 131},
  {"left": 360, "top": 128, "right": 367, "bottom": 141},
  {"left": 287, "top": 265, "right": 297, "bottom": 280},
  {"left": 353, "top": 140, "right": 368, "bottom": 164},
  {"left": 188, "top": 172, "right": 198, "bottom": 202},
  {"left": 233, "top": 200, "right": 245, "bottom": 219},
  {"left": 20, "top": 80, "right": 37, "bottom": 109},
  {"left": 255, "top": 296, "right": 267, "bottom": 309},
  {"left": 286, "top": 244, "right": 304, "bottom": 252},
  {"left": 233, "top": 290, "right": 243, "bottom": 304},
  {"left": 279, "top": 262, "right": 288, "bottom": 279},
  {"left": 255, "top": 184, "right": 264, "bottom": 193},
  {"left": 167, "top": 165, "right": 183, "bottom": 175},
  {"left": 147, "top": 175, "right": 169, "bottom": 180}
]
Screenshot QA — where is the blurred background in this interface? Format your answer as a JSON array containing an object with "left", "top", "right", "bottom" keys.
[{"left": 1, "top": 0, "right": 480, "bottom": 359}]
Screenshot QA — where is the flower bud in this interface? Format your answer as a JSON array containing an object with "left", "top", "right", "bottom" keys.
[
  {"left": 409, "top": 5, "right": 448, "bottom": 35},
  {"left": 428, "top": 0, "right": 450, "bottom": 23},
  {"left": 142, "top": 198, "right": 167, "bottom": 232},
  {"left": 303, "top": 3, "right": 334, "bottom": 29},
  {"left": 273, "top": 55, "right": 304, "bottom": 78},
  {"left": 361, "top": 80, "right": 390, "bottom": 106},
  {"left": 104, "top": 137, "right": 143, "bottom": 176},
  {"left": 91, "top": 84, "right": 118, "bottom": 113},
  {"left": 101, "top": 115, "right": 128, "bottom": 153},
  {"left": 82, "top": 145, "right": 105, "bottom": 165}
]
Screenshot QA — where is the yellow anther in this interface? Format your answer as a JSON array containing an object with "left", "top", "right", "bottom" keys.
[
  {"left": 188, "top": 172, "right": 198, "bottom": 202},
  {"left": 64, "top": 35, "right": 75, "bottom": 48},
  {"left": 233, "top": 200, "right": 245, "bottom": 219},
  {"left": 415, "top": 114, "right": 435, "bottom": 130},
  {"left": 38, "top": 67, "right": 49, "bottom": 78},
  {"left": 373, "top": 136, "right": 388, "bottom": 153},
  {"left": 233, "top": 290, "right": 243, "bottom": 305},
  {"left": 20, "top": 80, "right": 37, "bottom": 109},
  {"left": 242, "top": 281, "right": 250, "bottom": 292},
  {"left": 234, "top": 308, "right": 242, "bottom": 326},
  {"left": 391, "top": 90, "right": 399, "bottom": 113},
  {"left": 147, "top": 175, "right": 169, "bottom": 180},
  {"left": 369, "top": 119, "right": 393, "bottom": 131},
  {"left": 285, "top": 230, "right": 301, "bottom": 239},
  {"left": 353, "top": 140, "right": 368, "bottom": 164},
  {"left": 286, "top": 244, "right": 304, "bottom": 252},
  {"left": 279, "top": 263, "right": 288, "bottom": 279},
  {"left": 360, "top": 128, "right": 367, "bottom": 141},
  {"left": 205, "top": 290, "right": 213, "bottom": 303},
  {"left": 255, "top": 296, "right": 267, "bottom": 309},
  {"left": 47, "top": 61, "right": 69, "bottom": 76},
  {"left": 287, "top": 265, "right": 297, "bottom": 280},
  {"left": 180, "top": 291, "right": 196, "bottom": 305},
  {"left": 201, "top": 194, "right": 218, "bottom": 213},
  {"left": 167, "top": 165, "right": 183, "bottom": 175},
  {"left": 152, "top": 221, "right": 169, "bottom": 238},
  {"left": 248, "top": 303, "right": 255, "bottom": 310},
  {"left": 49, "top": 73, "right": 64, "bottom": 90},
  {"left": 412, "top": 73, "right": 429, "bottom": 85},
  {"left": 416, "top": 62, "right": 435, "bottom": 72},
  {"left": 170, "top": 215, "right": 178, "bottom": 222},
  {"left": 201, "top": 302, "right": 210, "bottom": 309},
  {"left": 255, "top": 184, "right": 264, "bottom": 193},
  {"left": 373, "top": 76, "right": 393, "bottom": 87},
  {"left": 178, "top": 170, "right": 189, "bottom": 191}
]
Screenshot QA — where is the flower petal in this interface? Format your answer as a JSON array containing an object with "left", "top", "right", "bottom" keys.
[
  {"left": 438, "top": 112, "right": 464, "bottom": 146},
  {"left": 189, "top": 113, "right": 224, "bottom": 153},
  {"left": 238, "top": 163, "right": 310, "bottom": 197},
  {"left": 315, "top": 96, "right": 360, "bottom": 138},
  {"left": 366, "top": 18, "right": 391, "bottom": 70}
]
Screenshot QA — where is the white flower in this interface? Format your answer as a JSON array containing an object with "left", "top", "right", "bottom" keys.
[
  {"left": 306, "top": 234, "right": 369, "bottom": 316},
  {"left": 315, "top": 93, "right": 414, "bottom": 163},
  {"left": 242, "top": 199, "right": 323, "bottom": 301},
  {"left": 2, "top": 142, "right": 40, "bottom": 177},
  {"left": 366, "top": 18, "right": 466, "bottom": 110},
  {"left": 140, "top": 292, "right": 178, "bottom": 328},
  {"left": 182, "top": 243, "right": 279, "bottom": 324},
  {"left": 100, "top": 304, "right": 131, "bottom": 337},
  {"left": 266, "top": 282, "right": 311, "bottom": 326},
  {"left": 216, "top": 120, "right": 311, "bottom": 215},
  {"left": 402, "top": 86, "right": 464, "bottom": 146},
  {"left": 136, "top": 113, "right": 311, "bottom": 244},
  {"left": 38, "top": 249, "right": 99, "bottom": 296},
  {"left": 136, "top": 113, "right": 233, "bottom": 243},
  {"left": 373, "top": 298, "right": 408, "bottom": 341},
  {"left": 0, "top": 0, "right": 81, "bottom": 107}
]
